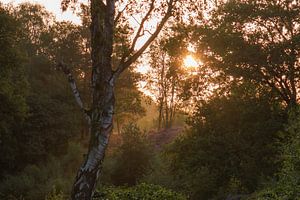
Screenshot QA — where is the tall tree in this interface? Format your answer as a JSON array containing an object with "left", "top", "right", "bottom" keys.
[
  {"left": 167, "top": 82, "right": 285, "bottom": 199},
  {"left": 147, "top": 36, "right": 187, "bottom": 129},
  {"left": 11, "top": 3, "right": 83, "bottom": 168},
  {"left": 0, "top": 4, "right": 28, "bottom": 177},
  {"left": 60, "top": 0, "right": 176, "bottom": 199},
  {"left": 192, "top": 0, "right": 300, "bottom": 108},
  {"left": 114, "top": 69, "right": 145, "bottom": 134}
]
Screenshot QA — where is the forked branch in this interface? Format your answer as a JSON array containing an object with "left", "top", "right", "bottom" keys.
[
  {"left": 57, "top": 62, "right": 91, "bottom": 123},
  {"left": 129, "top": 0, "right": 155, "bottom": 53},
  {"left": 113, "top": 0, "right": 175, "bottom": 80}
]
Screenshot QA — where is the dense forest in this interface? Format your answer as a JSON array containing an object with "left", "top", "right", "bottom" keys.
[{"left": 1, "top": 0, "right": 300, "bottom": 199}]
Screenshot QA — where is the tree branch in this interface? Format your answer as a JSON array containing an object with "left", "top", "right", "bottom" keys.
[
  {"left": 113, "top": 0, "right": 175, "bottom": 80},
  {"left": 129, "top": 0, "right": 155, "bottom": 53},
  {"left": 114, "top": 2, "right": 128, "bottom": 24},
  {"left": 57, "top": 62, "right": 91, "bottom": 123}
]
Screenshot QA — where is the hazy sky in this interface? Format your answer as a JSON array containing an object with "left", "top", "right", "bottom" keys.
[{"left": 1, "top": 0, "right": 81, "bottom": 23}]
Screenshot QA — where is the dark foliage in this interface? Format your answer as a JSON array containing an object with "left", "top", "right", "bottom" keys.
[{"left": 166, "top": 83, "right": 286, "bottom": 199}]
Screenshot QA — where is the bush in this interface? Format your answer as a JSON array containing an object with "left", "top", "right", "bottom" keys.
[
  {"left": 165, "top": 83, "right": 285, "bottom": 199},
  {"left": 141, "top": 153, "right": 175, "bottom": 189},
  {"left": 93, "top": 183, "right": 186, "bottom": 200},
  {"left": 249, "top": 107, "right": 300, "bottom": 200},
  {"left": 0, "top": 142, "right": 84, "bottom": 200},
  {"left": 109, "top": 123, "right": 154, "bottom": 186},
  {"left": 45, "top": 188, "right": 65, "bottom": 200}
]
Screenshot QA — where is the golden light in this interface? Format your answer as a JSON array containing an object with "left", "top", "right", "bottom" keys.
[{"left": 184, "top": 55, "right": 199, "bottom": 68}]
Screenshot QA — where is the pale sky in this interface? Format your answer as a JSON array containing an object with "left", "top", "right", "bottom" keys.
[{"left": 1, "top": 0, "right": 81, "bottom": 24}]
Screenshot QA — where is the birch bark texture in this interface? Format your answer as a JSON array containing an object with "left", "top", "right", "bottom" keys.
[{"left": 59, "top": 0, "right": 175, "bottom": 199}]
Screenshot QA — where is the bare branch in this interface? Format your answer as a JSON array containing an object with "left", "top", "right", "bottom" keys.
[
  {"left": 143, "top": 29, "right": 154, "bottom": 35},
  {"left": 114, "top": 2, "right": 128, "bottom": 24},
  {"left": 57, "top": 62, "right": 91, "bottom": 123},
  {"left": 129, "top": 0, "right": 155, "bottom": 54},
  {"left": 113, "top": 0, "right": 175, "bottom": 80}
]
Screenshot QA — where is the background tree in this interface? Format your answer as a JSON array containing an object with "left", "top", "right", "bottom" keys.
[
  {"left": 110, "top": 123, "right": 153, "bottom": 186},
  {"left": 166, "top": 82, "right": 285, "bottom": 199},
  {"left": 252, "top": 107, "right": 300, "bottom": 199},
  {"left": 146, "top": 31, "right": 191, "bottom": 129},
  {"left": 147, "top": 41, "right": 179, "bottom": 129},
  {"left": 0, "top": 5, "right": 28, "bottom": 177},
  {"left": 192, "top": 0, "right": 300, "bottom": 108},
  {"left": 114, "top": 70, "right": 146, "bottom": 134}
]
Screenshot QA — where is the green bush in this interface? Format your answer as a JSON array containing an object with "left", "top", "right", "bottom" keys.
[
  {"left": 165, "top": 83, "right": 285, "bottom": 199},
  {"left": 44, "top": 188, "right": 65, "bottom": 200},
  {"left": 249, "top": 107, "right": 300, "bottom": 200},
  {"left": 141, "top": 153, "right": 175, "bottom": 189},
  {"left": 93, "top": 183, "right": 186, "bottom": 200},
  {"left": 109, "top": 123, "right": 154, "bottom": 186},
  {"left": 0, "top": 142, "right": 84, "bottom": 200}
]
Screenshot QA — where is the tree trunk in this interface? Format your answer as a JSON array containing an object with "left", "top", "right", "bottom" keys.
[
  {"left": 71, "top": 84, "right": 114, "bottom": 199},
  {"left": 169, "top": 77, "right": 176, "bottom": 127},
  {"left": 71, "top": 0, "right": 115, "bottom": 199},
  {"left": 158, "top": 98, "right": 163, "bottom": 130},
  {"left": 158, "top": 53, "right": 166, "bottom": 130},
  {"left": 116, "top": 115, "right": 121, "bottom": 134}
]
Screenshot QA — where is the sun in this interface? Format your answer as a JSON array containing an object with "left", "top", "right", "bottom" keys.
[{"left": 184, "top": 55, "right": 199, "bottom": 68}]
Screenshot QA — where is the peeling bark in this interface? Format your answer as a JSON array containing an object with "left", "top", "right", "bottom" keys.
[
  {"left": 57, "top": 62, "right": 91, "bottom": 123},
  {"left": 70, "top": 0, "right": 115, "bottom": 199}
]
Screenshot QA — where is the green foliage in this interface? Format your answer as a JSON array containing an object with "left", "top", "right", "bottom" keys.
[
  {"left": 106, "top": 123, "right": 154, "bottom": 186},
  {"left": 193, "top": 0, "right": 300, "bottom": 107},
  {"left": 44, "top": 187, "right": 65, "bottom": 200},
  {"left": 249, "top": 107, "right": 300, "bottom": 200},
  {"left": 13, "top": 3, "right": 54, "bottom": 55},
  {"left": 0, "top": 142, "right": 84, "bottom": 200},
  {"left": 93, "top": 183, "right": 186, "bottom": 200},
  {"left": 20, "top": 54, "right": 82, "bottom": 161},
  {"left": 0, "top": 4, "right": 28, "bottom": 177},
  {"left": 115, "top": 70, "right": 146, "bottom": 133},
  {"left": 141, "top": 153, "right": 175, "bottom": 189},
  {"left": 166, "top": 83, "right": 285, "bottom": 199},
  {"left": 0, "top": 3, "right": 82, "bottom": 174}
]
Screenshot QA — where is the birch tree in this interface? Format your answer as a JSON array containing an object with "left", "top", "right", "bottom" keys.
[
  {"left": 59, "top": 0, "right": 177, "bottom": 199},
  {"left": 147, "top": 38, "right": 187, "bottom": 129}
]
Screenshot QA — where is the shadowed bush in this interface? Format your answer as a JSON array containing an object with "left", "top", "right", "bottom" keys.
[
  {"left": 0, "top": 142, "right": 84, "bottom": 200},
  {"left": 93, "top": 183, "right": 187, "bottom": 200}
]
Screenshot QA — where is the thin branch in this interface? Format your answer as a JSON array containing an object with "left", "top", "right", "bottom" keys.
[
  {"left": 113, "top": 0, "right": 175, "bottom": 81},
  {"left": 57, "top": 62, "right": 91, "bottom": 123},
  {"left": 143, "top": 29, "right": 154, "bottom": 35},
  {"left": 131, "top": 15, "right": 140, "bottom": 25},
  {"left": 129, "top": 0, "right": 155, "bottom": 53},
  {"left": 264, "top": 78, "right": 289, "bottom": 104},
  {"left": 114, "top": 3, "right": 129, "bottom": 24}
]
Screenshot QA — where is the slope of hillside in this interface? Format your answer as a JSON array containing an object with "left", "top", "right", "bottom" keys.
[{"left": 148, "top": 127, "right": 184, "bottom": 150}]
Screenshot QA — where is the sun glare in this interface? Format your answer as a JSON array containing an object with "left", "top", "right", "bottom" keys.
[{"left": 184, "top": 55, "right": 199, "bottom": 68}]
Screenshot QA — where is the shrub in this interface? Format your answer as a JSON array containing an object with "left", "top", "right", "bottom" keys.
[
  {"left": 45, "top": 188, "right": 65, "bottom": 200},
  {"left": 109, "top": 123, "right": 154, "bottom": 186},
  {"left": 0, "top": 142, "right": 84, "bottom": 200},
  {"left": 93, "top": 183, "right": 186, "bottom": 200},
  {"left": 165, "top": 83, "right": 285, "bottom": 199},
  {"left": 249, "top": 107, "right": 300, "bottom": 200}
]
